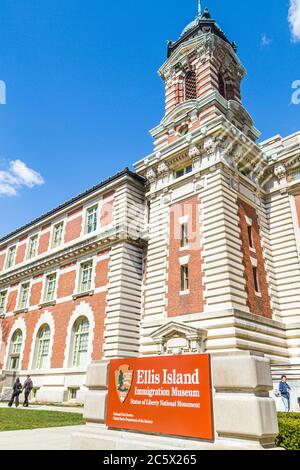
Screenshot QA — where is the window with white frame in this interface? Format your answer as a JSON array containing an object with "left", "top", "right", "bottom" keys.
[
  {"left": 78, "top": 261, "right": 93, "bottom": 293},
  {"left": 43, "top": 273, "right": 57, "bottom": 303},
  {"left": 51, "top": 222, "right": 64, "bottom": 249},
  {"left": 290, "top": 169, "right": 300, "bottom": 182},
  {"left": 0, "top": 290, "right": 7, "bottom": 316},
  {"left": 180, "top": 265, "right": 189, "bottom": 291},
  {"left": 7, "top": 329, "right": 23, "bottom": 371},
  {"left": 247, "top": 224, "right": 254, "bottom": 249},
  {"left": 72, "top": 317, "right": 89, "bottom": 367},
  {"left": 68, "top": 387, "right": 79, "bottom": 400},
  {"left": 174, "top": 165, "right": 193, "bottom": 179},
  {"left": 181, "top": 223, "right": 189, "bottom": 248},
  {"left": 27, "top": 235, "right": 38, "bottom": 260},
  {"left": 85, "top": 205, "right": 98, "bottom": 234},
  {"left": 6, "top": 246, "right": 16, "bottom": 269},
  {"left": 253, "top": 266, "right": 260, "bottom": 294},
  {"left": 35, "top": 325, "right": 51, "bottom": 370},
  {"left": 17, "top": 282, "right": 30, "bottom": 310}
]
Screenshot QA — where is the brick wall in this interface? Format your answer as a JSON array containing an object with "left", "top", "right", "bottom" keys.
[
  {"left": 38, "top": 226, "right": 51, "bottom": 254},
  {"left": 167, "top": 196, "right": 205, "bottom": 317},
  {"left": 15, "top": 242, "right": 27, "bottom": 264},
  {"left": 0, "top": 251, "right": 110, "bottom": 370},
  {"left": 238, "top": 198, "right": 272, "bottom": 319},
  {"left": 100, "top": 191, "right": 114, "bottom": 227},
  {"left": 64, "top": 207, "right": 83, "bottom": 243}
]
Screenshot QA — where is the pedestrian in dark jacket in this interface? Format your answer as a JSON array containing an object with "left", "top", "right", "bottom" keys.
[
  {"left": 8, "top": 378, "right": 22, "bottom": 408},
  {"left": 279, "top": 375, "right": 291, "bottom": 412},
  {"left": 23, "top": 375, "right": 33, "bottom": 407}
]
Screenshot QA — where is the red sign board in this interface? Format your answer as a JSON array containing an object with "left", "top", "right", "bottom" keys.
[{"left": 106, "top": 354, "right": 214, "bottom": 441}]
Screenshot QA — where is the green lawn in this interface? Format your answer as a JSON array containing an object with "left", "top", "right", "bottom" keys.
[{"left": 0, "top": 408, "right": 84, "bottom": 432}]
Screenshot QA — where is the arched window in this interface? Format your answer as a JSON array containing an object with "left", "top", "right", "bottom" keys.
[
  {"left": 71, "top": 317, "right": 89, "bottom": 367},
  {"left": 7, "top": 329, "right": 23, "bottom": 371},
  {"left": 185, "top": 71, "right": 197, "bottom": 100},
  {"left": 218, "top": 73, "right": 227, "bottom": 99},
  {"left": 35, "top": 325, "right": 51, "bottom": 370}
]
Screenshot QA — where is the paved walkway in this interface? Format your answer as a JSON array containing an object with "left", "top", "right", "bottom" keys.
[
  {"left": 0, "top": 425, "right": 85, "bottom": 450},
  {"left": 0, "top": 403, "right": 83, "bottom": 413}
]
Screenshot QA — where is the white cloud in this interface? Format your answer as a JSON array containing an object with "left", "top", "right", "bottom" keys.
[
  {"left": 289, "top": 0, "right": 300, "bottom": 42},
  {"left": 0, "top": 159, "right": 44, "bottom": 196},
  {"left": 261, "top": 34, "right": 272, "bottom": 46}
]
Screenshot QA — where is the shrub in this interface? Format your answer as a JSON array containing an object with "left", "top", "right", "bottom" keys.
[{"left": 276, "top": 413, "right": 300, "bottom": 450}]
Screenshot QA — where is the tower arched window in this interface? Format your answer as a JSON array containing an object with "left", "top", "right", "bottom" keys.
[
  {"left": 34, "top": 325, "right": 51, "bottom": 370},
  {"left": 185, "top": 71, "right": 197, "bottom": 100},
  {"left": 218, "top": 73, "right": 227, "bottom": 99},
  {"left": 7, "top": 329, "right": 23, "bottom": 371},
  {"left": 71, "top": 317, "right": 90, "bottom": 367}
]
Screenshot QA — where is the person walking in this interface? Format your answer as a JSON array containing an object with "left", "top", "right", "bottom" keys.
[
  {"left": 279, "top": 375, "right": 291, "bottom": 412},
  {"left": 8, "top": 378, "right": 22, "bottom": 408},
  {"left": 22, "top": 375, "right": 33, "bottom": 407}
]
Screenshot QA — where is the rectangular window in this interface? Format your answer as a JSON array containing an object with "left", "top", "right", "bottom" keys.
[
  {"left": 181, "top": 265, "right": 189, "bottom": 292},
  {"left": 253, "top": 266, "right": 260, "bottom": 293},
  {"left": 79, "top": 261, "right": 93, "bottom": 293},
  {"left": 175, "top": 165, "right": 193, "bottom": 179},
  {"left": 181, "top": 223, "right": 189, "bottom": 248},
  {"left": 44, "top": 274, "right": 57, "bottom": 303},
  {"left": 85, "top": 206, "right": 98, "bottom": 234},
  {"left": 68, "top": 388, "right": 79, "bottom": 400},
  {"left": 51, "top": 222, "right": 64, "bottom": 249},
  {"left": 247, "top": 224, "right": 254, "bottom": 249},
  {"left": 27, "top": 235, "right": 38, "bottom": 259},
  {"left": 290, "top": 169, "right": 300, "bottom": 182},
  {"left": 18, "top": 283, "right": 30, "bottom": 310},
  {"left": 0, "top": 291, "right": 7, "bottom": 315},
  {"left": 6, "top": 246, "right": 16, "bottom": 269}
]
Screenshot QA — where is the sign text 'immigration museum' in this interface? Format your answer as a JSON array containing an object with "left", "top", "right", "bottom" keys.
[{"left": 106, "top": 354, "right": 214, "bottom": 440}]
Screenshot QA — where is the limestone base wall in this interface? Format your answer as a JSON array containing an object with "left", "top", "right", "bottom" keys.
[{"left": 72, "top": 352, "right": 281, "bottom": 450}]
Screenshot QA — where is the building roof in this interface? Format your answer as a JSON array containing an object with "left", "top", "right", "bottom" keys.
[
  {"left": 167, "top": 8, "right": 237, "bottom": 58},
  {"left": 0, "top": 168, "right": 145, "bottom": 246}
]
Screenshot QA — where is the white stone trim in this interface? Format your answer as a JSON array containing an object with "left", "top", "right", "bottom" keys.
[
  {"left": 28, "top": 310, "right": 55, "bottom": 371},
  {"left": 179, "top": 255, "right": 190, "bottom": 266},
  {"left": 3, "top": 317, "right": 27, "bottom": 370},
  {"left": 179, "top": 215, "right": 190, "bottom": 225},
  {"left": 40, "top": 269, "right": 59, "bottom": 305},
  {"left": 73, "top": 255, "right": 97, "bottom": 296},
  {"left": 63, "top": 301, "right": 95, "bottom": 369}
]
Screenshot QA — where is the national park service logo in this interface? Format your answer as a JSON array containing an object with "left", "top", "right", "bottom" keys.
[{"left": 115, "top": 364, "right": 134, "bottom": 403}]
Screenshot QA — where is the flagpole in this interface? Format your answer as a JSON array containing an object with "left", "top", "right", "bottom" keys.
[{"left": 198, "top": 0, "right": 201, "bottom": 16}]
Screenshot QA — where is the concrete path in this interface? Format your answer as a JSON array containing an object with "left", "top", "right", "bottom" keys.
[
  {"left": 0, "top": 403, "right": 83, "bottom": 413},
  {"left": 0, "top": 425, "right": 85, "bottom": 450}
]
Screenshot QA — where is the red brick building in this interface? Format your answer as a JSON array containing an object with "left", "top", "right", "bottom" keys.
[{"left": 1, "top": 9, "right": 300, "bottom": 409}]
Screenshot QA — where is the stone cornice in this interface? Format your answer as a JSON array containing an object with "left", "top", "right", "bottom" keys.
[{"left": 0, "top": 224, "right": 147, "bottom": 288}]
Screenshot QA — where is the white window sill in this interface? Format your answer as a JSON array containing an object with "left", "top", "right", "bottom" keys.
[
  {"left": 72, "top": 290, "right": 94, "bottom": 300},
  {"left": 255, "top": 292, "right": 262, "bottom": 298},
  {"left": 249, "top": 247, "right": 256, "bottom": 254},
  {"left": 180, "top": 290, "right": 190, "bottom": 296},
  {"left": 39, "top": 300, "right": 57, "bottom": 309},
  {"left": 14, "top": 308, "right": 29, "bottom": 315},
  {"left": 179, "top": 246, "right": 189, "bottom": 252}
]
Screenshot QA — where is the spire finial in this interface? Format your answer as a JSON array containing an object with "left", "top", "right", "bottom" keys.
[{"left": 198, "top": 0, "right": 201, "bottom": 17}]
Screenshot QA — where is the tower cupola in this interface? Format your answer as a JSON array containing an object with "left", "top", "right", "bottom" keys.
[{"left": 150, "top": 7, "right": 259, "bottom": 150}]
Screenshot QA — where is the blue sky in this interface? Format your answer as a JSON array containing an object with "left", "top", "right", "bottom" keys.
[{"left": 0, "top": 0, "right": 299, "bottom": 237}]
